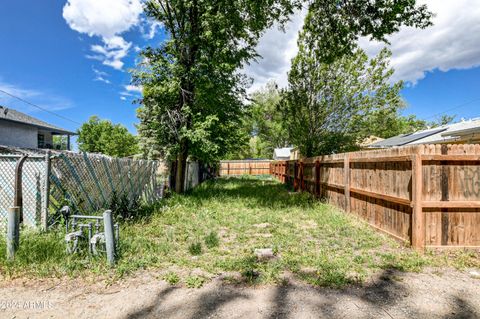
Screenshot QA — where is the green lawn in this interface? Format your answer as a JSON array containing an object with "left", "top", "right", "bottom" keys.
[{"left": 0, "top": 176, "right": 478, "bottom": 287}]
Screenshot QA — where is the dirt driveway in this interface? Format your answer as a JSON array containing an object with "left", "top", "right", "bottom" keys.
[{"left": 1, "top": 268, "right": 479, "bottom": 319}]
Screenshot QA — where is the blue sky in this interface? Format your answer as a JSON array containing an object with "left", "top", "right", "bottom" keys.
[
  {"left": 0, "top": 0, "right": 479, "bottom": 143},
  {"left": 0, "top": 0, "right": 162, "bottom": 135}
]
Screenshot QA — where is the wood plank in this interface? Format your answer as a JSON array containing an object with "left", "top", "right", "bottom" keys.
[
  {"left": 350, "top": 155, "right": 412, "bottom": 163},
  {"left": 350, "top": 187, "right": 412, "bottom": 206},
  {"left": 318, "top": 159, "right": 344, "bottom": 164},
  {"left": 422, "top": 155, "right": 480, "bottom": 161},
  {"left": 423, "top": 201, "right": 480, "bottom": 208},
  {"left": 425, "top": 245, "right": 480, "bottom": 249},
  {"left": 319, "top": 181, "right": 345, "bottom": 190}
]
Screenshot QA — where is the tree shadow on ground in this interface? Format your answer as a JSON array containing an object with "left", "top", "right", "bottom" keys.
[
  {"left": 126, "top": 286, "right": 178, "bottom": 319},
  {"left": 124, "top": 284, "right": 249, "bottom": 319},
  {"left": 123, "top": 268, "right": 479, "bottom": 319}
]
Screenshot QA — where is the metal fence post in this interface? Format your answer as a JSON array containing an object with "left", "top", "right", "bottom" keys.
[
  {"left": 103, "top": 210, "right": 116, "bottom": 265},
  {"left": 7, "top": 206, "right": 20, "bottom": 260},
  {"left": 14, "top": 156, "right": 27, "bottom": 224},
  {"left": 41, "top": 151, "right": 51, "bottom": 231}
]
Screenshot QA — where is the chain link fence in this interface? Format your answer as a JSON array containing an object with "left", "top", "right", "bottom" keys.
[
  {"left": 0, "top": 147, "right": 165, "bottom": 231},
  {"left": 0, "top": 154, "right": 46, "bottom": 230}
]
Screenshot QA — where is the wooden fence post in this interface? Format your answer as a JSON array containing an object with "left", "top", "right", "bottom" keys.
[
  {"left": 227, "top": 163, "right": 230, "bottom": 176},
  {"left": 344, "top": 154, "right": 351, "bottom": 213},
  {"left": 293, "top": 161, "right": 298, "bottom": 191},
  {"left": 411, "top": 152, "right": 424, "bottom": 250},
  {"left": 315, "top": 159, "right": 320, "bottom": 197},
  {"left": 300, "top": 161, "right": 304, "bottom": 191}
]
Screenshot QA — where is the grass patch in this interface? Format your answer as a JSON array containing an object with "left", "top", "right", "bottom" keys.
[
  {"left": 185, "top": 275, "right": 207, "bottom": 288},
  {"left": 204, "top": 231, "right": 219, "bottom": 249},
  {"left": 188, "top": 242, "right": 203, "bottom": 256},
  {"left": 0, "top": 176, "right": 478, "bottom": 287},
  {"left": 163, "top": 271, "right": 180, "bottom": 285}
]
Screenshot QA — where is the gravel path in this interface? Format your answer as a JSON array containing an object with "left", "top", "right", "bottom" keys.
[{"left": 1, "top": 268, "right": 479, "bottom": 319}]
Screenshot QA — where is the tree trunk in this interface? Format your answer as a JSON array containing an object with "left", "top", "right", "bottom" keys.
[{"left": 174, "top": 143, "right": 188, "bottom": 193}]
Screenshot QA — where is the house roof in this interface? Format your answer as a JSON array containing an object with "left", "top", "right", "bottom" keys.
[
  {"left": 273, "top": 147, "right": 293, "bottom": 158},
  {"left": 0, "top": 106, "right": 76, "bottom": 135},
  {"left": 368, "top": 118, "right": 480, "bottom": 148}
]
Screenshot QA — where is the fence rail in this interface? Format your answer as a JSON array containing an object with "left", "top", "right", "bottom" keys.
[
  {"left": 271, "top": 144, "right": 480, "bottom": 250},
  {"left": 219, "top": 160, "right": 271, "bottom": 176}
]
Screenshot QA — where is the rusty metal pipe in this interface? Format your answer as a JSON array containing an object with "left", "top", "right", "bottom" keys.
[{"left": 14, "top": 155, "right": 27, "bottom": 224}]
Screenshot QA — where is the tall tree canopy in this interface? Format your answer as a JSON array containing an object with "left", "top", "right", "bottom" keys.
[
  {"left": 249, "top": 81, "right": 289, "bottom": 156},
  {"left": 303, "top": 0, "right": 433, "bottom": 63},
  {"left": 77, "top": 116, "right": 139, "bottom": 157},
  {"left": 281, "top": 47, "right": 405, "bottom": 157},
  {"left": 135, "top": 0, "right": 297, "bottom": 192}
]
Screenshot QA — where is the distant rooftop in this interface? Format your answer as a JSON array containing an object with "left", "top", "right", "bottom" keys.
[
  {"left": 0, "top": 105, "right": 76, "bottom": 135},
  {"left": 368, "top": 118, "right": 480, "bottom": 148},
  {"left": 274, "top": 147, "right": 293, "bottom": 158}
]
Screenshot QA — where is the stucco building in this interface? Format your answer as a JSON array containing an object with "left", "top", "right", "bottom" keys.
[{"left": 0, "top": 105, "right": 75, "bottom": 150}]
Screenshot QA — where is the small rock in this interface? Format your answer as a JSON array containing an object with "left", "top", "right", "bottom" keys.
[
  {"left": 469, "top": 270, "right": 480, "bottom": 279},
  {"left": 254, "top": 248, "right": 275, "bottom": 260}
]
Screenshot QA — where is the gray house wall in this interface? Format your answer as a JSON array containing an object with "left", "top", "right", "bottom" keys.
[{"left": 0, "top": 120, "right": 37, "bottom": 148}]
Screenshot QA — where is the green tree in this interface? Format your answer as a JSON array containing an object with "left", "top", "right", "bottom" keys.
[
  {"left": 430, "top": 114, "right": 455, "bottom": 128},
  {"left": 249, "top": 81, "right": 289, "bottom": 157},
  {"left": 303, "top": 0, "right": 433, "bottom": 63},
  {"left": 134, "top": 0, "right": 297, "bottom": 192},
  {"left": 281, "top": 47, "right": 404, "bottom": 157},
  {"left": 360, "top": 108, "right": 428, "bottom": 139},
  {"left": 52, "top": 135, "right": 69, "bottom": 150},
  {"left": 77, "top": 116, "right": 139, "bottom": 157}
]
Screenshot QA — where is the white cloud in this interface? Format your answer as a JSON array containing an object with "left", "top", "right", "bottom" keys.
[
  {"left": 246, "top": 1, "right": 480, "bottom": 91},
  {"left": 124, "top": 85, "right": 143, "bottom": 93},
  {"left": 92, "top": 67, "right": 111, "bottom": 84},
  {"left": 63, "top": 0, "right": 143, "bottom": 70},
  {"left": 243, "top": 10, "right": 306, "bottom": 94},
  {"left": 359, "top": 0, "right": 480, "bottom": 84},
  {"left": 146, "top": 21, "right": 163, "bottom": 40},
  {"left": 119, "top": 84, "right": 143, "bottom": 100},
  {"left": 0, "top": 80, "right": 73, "bottom": 112}
]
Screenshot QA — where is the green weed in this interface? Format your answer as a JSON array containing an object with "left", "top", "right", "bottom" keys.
[
  {"left": 188, "top": 242, "right": 202, "bottom": 256},
  {"left": 204, "top": 231, "right": 219, "bottom": 249}
]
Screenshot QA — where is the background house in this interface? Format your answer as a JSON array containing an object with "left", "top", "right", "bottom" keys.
[
  {"left": 0, "top": 106, "right": 75, "bottom": 150},
  {"left": 273, "top": 147, "right": 293, "bottom": 160},
  {"left": 368, "top": 118, "right": 480, "bottom": 148}
]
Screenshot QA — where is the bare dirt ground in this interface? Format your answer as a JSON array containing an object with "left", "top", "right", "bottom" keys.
[{"left": 0, "top": 268, "right": 479, "bottom": 319}]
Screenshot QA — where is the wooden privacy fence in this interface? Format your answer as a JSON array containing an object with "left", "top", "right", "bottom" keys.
[
  {"left": 219, "top": 160, "right": 271, "bottom": 176},
  {"left": 271, "top": 144, "right": 480, "bottom": 250}
]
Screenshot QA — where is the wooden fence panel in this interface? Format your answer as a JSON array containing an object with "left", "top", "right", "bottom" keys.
[
  {"left": 219, "top": 160, "right": 271, "bottom": 176},
  {"left": 271, "top": 144, "right": 480, "bottom": 249}
]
